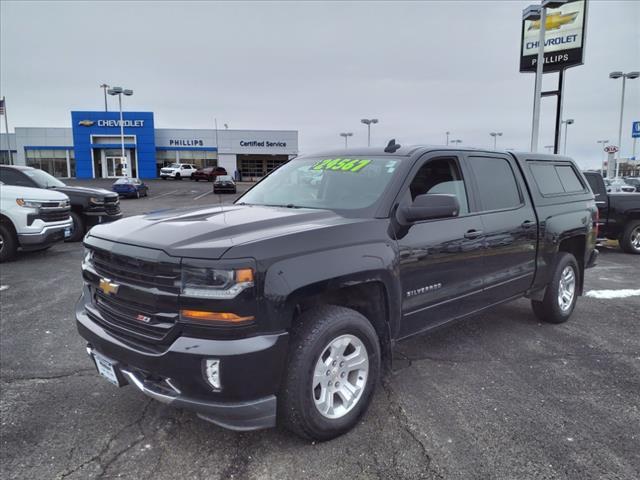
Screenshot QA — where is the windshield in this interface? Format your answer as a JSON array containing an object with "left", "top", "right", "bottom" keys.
[
  {"left": 625, "top": 178, "right": 639, "bottom": 185},
  {"left": 24, "top": 169, "right": 66, "bottom": 188},
  {"left": 217, "top": 175, "right": 232, "bottom": 181},
  {"left": 168, "top": 163, "right": 181, "bottom": 168},
  {"left": 238, "top": 156, "right": 400, "bottom": 210},
  {"left": 114, "top": 178, "right": 132, "bottom": 184}
]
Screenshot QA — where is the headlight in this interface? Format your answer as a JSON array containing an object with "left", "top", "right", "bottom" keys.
[
  {"left": 181, "top": 267, "right": 254, "bottom": 299},
  {"left": 89, "top": 197, "right": 104, "bottom": 205},
  {"left": 16, "top": 198, "right": 44, "bottom": 209}
]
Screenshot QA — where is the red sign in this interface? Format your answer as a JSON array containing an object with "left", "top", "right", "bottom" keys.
[{"left": 604, "top": 145, "right": 619, "bottom": 154}]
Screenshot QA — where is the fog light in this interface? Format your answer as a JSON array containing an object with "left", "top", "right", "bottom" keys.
[{"left": 204, "top": 359, "right": 221, "bottom": 390}]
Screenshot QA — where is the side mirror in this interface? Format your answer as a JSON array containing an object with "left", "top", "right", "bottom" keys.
[{"left": 401, "top": 194, "right": 460, "bottom": 223}]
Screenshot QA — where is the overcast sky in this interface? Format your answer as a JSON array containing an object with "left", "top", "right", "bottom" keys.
[{"left": 1, "top": 0, "right": 638, "bottom": 169}]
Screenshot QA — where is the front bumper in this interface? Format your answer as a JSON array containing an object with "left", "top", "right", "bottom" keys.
[
  {"left": 18, "top": 221, "right": 72, "bottom": 249},
  {"left": 76, "top": 299, "right": 288, "bottom": 431}
]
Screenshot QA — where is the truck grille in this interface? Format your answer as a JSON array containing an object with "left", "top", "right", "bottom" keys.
[
  {"left": 27, "top": 207, "right": 71, "bottom": 225},
  {"left": 104, "top": 197, "right": 120, "bottom": 216},
  {"left": 91, "top": 249, "right": 180, "bottom": 292},
  {"left": 91, "top": 291, "right": 177, "bottom": 343}
]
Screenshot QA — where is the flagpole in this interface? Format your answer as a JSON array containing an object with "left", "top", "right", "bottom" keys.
[{"left": 1, "top": 97, "right": 13, "bottom": 165}]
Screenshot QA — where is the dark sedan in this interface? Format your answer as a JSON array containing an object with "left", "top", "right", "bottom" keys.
[
  {"left": 213, "top": 175, "right": 236, "bottom": 193},
  {"left": 192, "top": 166, "right": 227, "bottom": 182},
  {"left": 112, "top": 177, "right": 149, "bottom": 198}
]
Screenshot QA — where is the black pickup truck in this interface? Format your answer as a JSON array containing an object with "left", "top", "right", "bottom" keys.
[
  {"left": 0, "top": 165, "right": 122, "bottom": 241},
  {"left": 76, "top": 145, "right": 597, "bottom": 440},
  {"left": 583, "top": 171, "right": 640, "bottom": 254}
]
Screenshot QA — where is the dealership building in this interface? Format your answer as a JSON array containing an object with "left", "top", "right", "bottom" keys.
[{"left": 0, "top": 111, "right": 298, "bottom": 179}]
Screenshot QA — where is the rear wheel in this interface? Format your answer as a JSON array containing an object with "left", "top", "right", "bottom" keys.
[
  {"left": 279, "top": 305, "right": 380, "bottom": 441},
  {"left": 531, "top": 252, "right": 579, "bottom": 324},
  {"left": 135, "top": 190, "right": 140, "bottom": 199},
  {"left": 66, "top": 212, "right": 85, "bottom": 243},
  {"left": 619, "top": 221, "right": 640, "bottom": 254},
  {"left": 0, "top": 223, "right": 18, "bottom": 262},
  {"left": 175, "top": 173, "right": 181, "bottom": 180}
]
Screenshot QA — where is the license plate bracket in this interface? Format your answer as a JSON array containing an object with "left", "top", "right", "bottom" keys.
[{"left": 91, "top": 351, "right": 127, "bottom": 387}]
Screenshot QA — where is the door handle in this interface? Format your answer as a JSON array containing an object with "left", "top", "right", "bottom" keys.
[
  {"left": 521, "top": 220, "right": 535, "bottom": 229},
  {"left": 464, "top": 229, "right": 483, "bottom": 239}
]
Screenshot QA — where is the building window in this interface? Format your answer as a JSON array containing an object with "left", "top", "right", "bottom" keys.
[
  {"left": 0, "top": 151, "right": 16, "bottom": 165},
  {"left": 156, "top": 150, "right": 217, "bottom": 170},
  {"left": 25, "top": 149, "right": 71, "bottom": 178}
]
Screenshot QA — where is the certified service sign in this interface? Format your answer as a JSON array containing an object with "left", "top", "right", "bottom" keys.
[{"left": 520, "top": 0, "right": 587, "bottom": 73}]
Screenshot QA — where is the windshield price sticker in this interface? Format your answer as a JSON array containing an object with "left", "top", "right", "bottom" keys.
[{"left": 311, "top": 158, "right": 372, "bottom": 173}]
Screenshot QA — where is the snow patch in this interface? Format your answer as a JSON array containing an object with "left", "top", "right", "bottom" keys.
[{"left": 584, "top": 289, "right": 640, "bottom": 299}]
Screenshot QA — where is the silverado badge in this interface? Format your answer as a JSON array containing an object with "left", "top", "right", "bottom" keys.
[{"left": 98, "top": 278, "right": 119, "bottom": 296}]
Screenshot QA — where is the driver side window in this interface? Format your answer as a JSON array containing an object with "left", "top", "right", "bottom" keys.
[{"left": 409, "top": 157, "right": 469, "bottom": 215}]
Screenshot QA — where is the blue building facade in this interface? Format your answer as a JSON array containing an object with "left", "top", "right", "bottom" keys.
[{"left": 71, "top": 111, "right": 156, "bottom": 179}]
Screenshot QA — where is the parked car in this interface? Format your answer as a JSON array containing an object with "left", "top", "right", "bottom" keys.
[
  {"left": 0, "top": 166, "right": 121, "bottom": 242},
  {"left": 77, "top": 146, "right": 597, "bottom": 440},
  {"left": 623, "top": 177, "right": 640, "bottom": 192},
  {"left": 160, "top": 163, "right": 197, "bottom": 180},
  {"left": 192, "top": 166, "right": 227, "bottom": 182},
  {"left": 583, "top": 171, "right": 640, "bottom": 254},
  {"left": 213, "top": 175, "right": 237, "bottom": 193},
  {"left": 606, "top": 178, "right": 636, "bottom": 193},
  {"left": 0, "top": 183, "right": 72, "bottom": 262},
  {"left": 112, "top": 177, "right": 149, "bottom": 198}
]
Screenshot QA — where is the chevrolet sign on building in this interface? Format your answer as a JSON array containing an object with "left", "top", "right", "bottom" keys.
[{"left": 520, "top": 0, "right": 587, "bottom": 73}]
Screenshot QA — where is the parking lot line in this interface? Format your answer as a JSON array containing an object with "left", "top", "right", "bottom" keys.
[
  {"left": 194, "top": 191, "right": 212, "bottom": 200},
  {"left": 153, "top": 190, "right": 178, "bottom": 199}
]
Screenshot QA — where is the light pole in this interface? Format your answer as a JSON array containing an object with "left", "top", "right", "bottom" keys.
[
  {"left": 596, "top": 139, "right": 609, "bottom": 176},
  {"left": 107, "top": 86, "right": 133, "bottom": 177},
  {"left": 545, "top": 145, "right": 554, "bottom": 153},
  {"left": 446, "top": 131, "right": 450, "bottom": 146},
  {"left": 450, "top": 139, "right": 462, "bottom": 146},
  {"left": 610, "top": 71, "right": 639, "bottom": 178},
  {"left": 561, "top": 119, "right": 574, "bottom": 155},
  {"left": 99, "top": 84, "right": 110, "bottom": 112},
  {"left": 360, "top": 119, "right": 378, "bottom": 147},
  {"left": 339, "top": 132, "right": 353, "bottom": 148},
  {"left": 489, "top": 132, "right": 503, "bottom": 149}
]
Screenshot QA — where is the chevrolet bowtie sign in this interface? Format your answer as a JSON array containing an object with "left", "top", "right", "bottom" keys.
[
  {"left": 520, "top": 0, "right": 587, "bottom": 73},
  {"left": 78, "top": 120, "right": 95, "bottom": 127}
]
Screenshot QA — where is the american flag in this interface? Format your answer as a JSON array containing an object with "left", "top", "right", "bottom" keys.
[{"left": 0, "top": 98, "right": 5, "bottom": 115}]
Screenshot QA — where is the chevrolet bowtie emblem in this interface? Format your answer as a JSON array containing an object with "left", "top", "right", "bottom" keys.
[
  {"left": 98, "top": 278, "right": 119, "bottom": 295},
  {"left": 78, "top": 119, "right": 95, "bottom": 127}
]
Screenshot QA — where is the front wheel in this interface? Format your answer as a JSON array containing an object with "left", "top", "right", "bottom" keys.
[
  {"left": 0, "top": 223, "right": 18, "bottom": 262},
  {"left": 619, "top": 221, "right": 640, "bottom": 254},
  {"left": 279, "top": 305, "right": 380, "bottom": 441},
  {"left": 531, "top": 252, "right": 579, "bottom": 324},
  {"left": 174, "top": 173, "right": 181, "bottom": 180},
  {"left": 66, "top": 212, "right": 85, "bottom": 243}
]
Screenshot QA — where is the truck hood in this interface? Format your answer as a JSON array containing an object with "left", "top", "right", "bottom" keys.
[
  {"left": 1, "top": 184, "right": 70, "bottom": 202},
  {"left": 88, "top": 204, "right": 358, "bottom": 259},
  {"left": 53, "top": 185, "right": 118, "bottom": 199}
]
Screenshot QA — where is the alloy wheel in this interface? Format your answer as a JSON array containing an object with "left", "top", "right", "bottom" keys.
[
  {"left": 557, "top": 265, "right": 576, "bottom": 312},
  {"left": 312, "top": 334, "right": 369, "bottom": 419},
  {"left": 631, "top": 226, "right": 640, "bottom": 251}
]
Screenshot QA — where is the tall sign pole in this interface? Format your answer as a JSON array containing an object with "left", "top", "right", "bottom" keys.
[
  {"left": 1, "top": 97, "right": 13, "bottom": 165},
  {"left": 530, "top": 6, "right": 547, "bottom": 152}
]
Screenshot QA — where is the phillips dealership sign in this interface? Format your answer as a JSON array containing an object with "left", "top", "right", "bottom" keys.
[{"left": 520, "top": 0, "right": 587, "bottom": 73}]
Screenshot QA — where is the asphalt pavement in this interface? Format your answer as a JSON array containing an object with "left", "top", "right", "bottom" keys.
[{"left": 1, "top": 179, "right": 638, "bottom": 480}]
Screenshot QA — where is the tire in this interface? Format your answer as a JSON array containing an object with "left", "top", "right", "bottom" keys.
[
  {"left": 175, "top": 173, "right": 181, "bottom": 180},
  {"left": 207, "top": 177, "right": 213, "bottom": 182},
  {"left": 531, "top": 252, "right": 580, "bottom": 324},
  {"left": 279, "top": 305, "right": 380, "bottom": 441},
  {"left": 619, "top": 221, "right": 640, "bottom": 254},
  {"left": 66, "top": 212, "right": 85, "bottom": 243},
  {"left": 191, "top": 177, "right": 196, "bottom": 181},
  {"left": 161, "top": 177, "right": 166, "bottom": 180},
  {"left": 0, "top": 223, "right": 18, "bottom": 262},
  {"left": 136, "top": 190, "right": 140, "bottom": 199}
]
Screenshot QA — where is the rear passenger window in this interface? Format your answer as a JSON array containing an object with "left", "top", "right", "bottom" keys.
[
  {"left": 555, "top": 165, "right": 585, "bottom": 192},
  {"left": 468, "top": 157, "right": 522, "bottom": 211},
  {"left": 529, "top": 163, "right": 585, "bottom": 195}
]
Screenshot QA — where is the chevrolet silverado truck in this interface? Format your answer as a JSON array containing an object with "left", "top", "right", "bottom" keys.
[
  {"left": 583, "top": 171, "right": 640, "bottom": 254},
  {"left": 0, "top": 183, "right": 72, "bottom": 262},
  {"left": 77, "top": 145, "right": 598, "bottom": 440},
  {"left": 0, "top": 165, "right": 122, "bottom": 242}
]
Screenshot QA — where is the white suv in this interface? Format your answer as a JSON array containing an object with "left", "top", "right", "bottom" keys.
[
  {"left": 160, "top": 163, "right": 197, "bottom": 180},
  {"left": 0, "top": 184, "right": 73, "bottom": 262}
]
